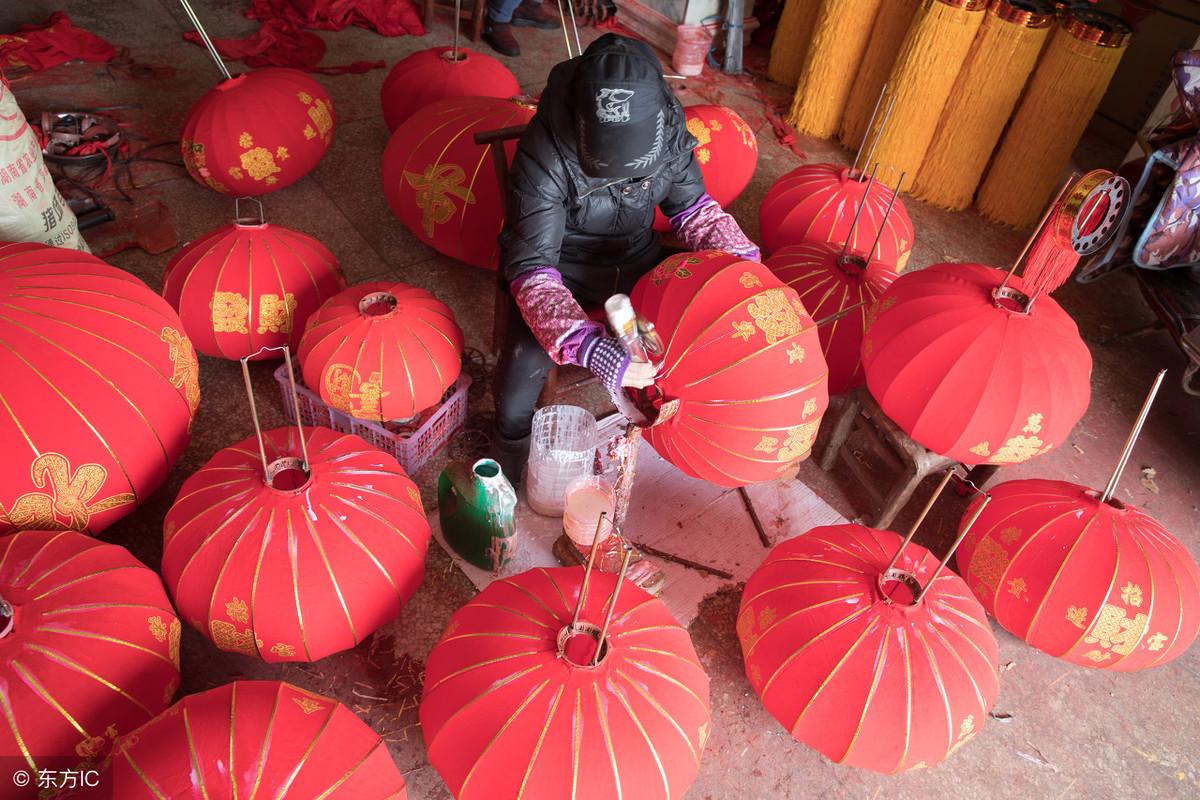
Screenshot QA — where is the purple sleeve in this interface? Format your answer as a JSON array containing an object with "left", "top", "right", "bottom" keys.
[
  {"left": 511, "top": 268, "right": 605, "bottom": 366},
  {"left": 669, "top": 193, "right": 761, "bottom": 261}
]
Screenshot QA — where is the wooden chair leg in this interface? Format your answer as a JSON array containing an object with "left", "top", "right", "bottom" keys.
[
  {"left": 818, "top": 393, "right": 861, "bottom": 472},
  {"left": 423, "top": 0, "right": 436, "bottom": 30},
  {"left": 472, "top": 0, "right": 487, "bottom": 40},
  {"left": 872, "top": 465, "right": 923, "bottom": 530}
]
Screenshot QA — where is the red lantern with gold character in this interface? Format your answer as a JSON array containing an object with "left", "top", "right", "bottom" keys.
[
  {"left": 0, "top": 242, "right": 199, "bottom": 536},
  {"left": 381, "top": 96, "right": 535, "bottom": 270},
  {"left": 631, "top": 250, "right": 829, "bottom": 487},
  {"left": 162, "top": 425, "right": 431, "bottom": 662},
  {"left": 0, "top": 530, "right": 181, "bottom": 771},
  {"left": 162, "top": 207, "right": 345, "bottom": 361},
  {"left": 107, "top": 681, "right": 407, "bottom": 799},
  {"left": 381, "top": 47, "right": 520, "bottom": 132},
  {"left": 181, "top": 68, "right": 335, "bottom": 196},
  {"left": 298, "top": 281, "right": 464, "bottom": 422}
]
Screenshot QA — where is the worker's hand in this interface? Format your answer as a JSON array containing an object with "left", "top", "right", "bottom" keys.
[
  {"left": 622, "top": 359, "right": 657, "bottom": 389},
  {"left": 581, "top": 337, "right": 655, "bottom": 397}
]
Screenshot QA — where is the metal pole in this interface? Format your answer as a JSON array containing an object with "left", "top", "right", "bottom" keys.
[
  {"left": 814, "top": 300, "right": 868, "bottom": 329},
  {"left": 882, "top": 469, "right": 955, "bottom": 577},
  {"left": 724, "top": 0, "right": 745, "bottom": 75},
  {"left": 570, "top": 512, "right": 607, "bottom": 630},
  {"left": 556, "top": 0, "right": 575, "bottom": 58},
  {"left": 565, "top": 0, "right": 583, "bottom": 58},
  {"left": 867, "top": 172, "right": 906, "bottom": 264},
  {"left": 841, "top": 164, "right": 878, "bottom": 259},
  {"left": 178, "top": 0, "right": 232, "bottom": 81},
  {"left": 280, "top": 346, "right": 310, "bottom": 468},
  {"left": 914, "top": 493, "right": 993, "bottom": 604},
  {"left": 1100, "top": 369, "right": 1167, "bottom": 504},
  {"left": 859, "top": 92, "right": 895, "bottom": 183},
  {"left": 591, "top": 544, "right": 633, "bottom": 666},
  {"left": 452, "top": 0, "right": 461, "bottom": 61},
  {"left": 240, "top": 357, "right": 271, "bottom": 479},
  {"left": 999, "top": 174, "right": 1077, "bottom": 293},
  {"left": 850, "top": 84, "right": 887, "bottom": 176}
]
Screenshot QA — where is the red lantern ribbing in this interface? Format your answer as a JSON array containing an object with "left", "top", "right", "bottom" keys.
[{"left": 381, "top": 47, "right": 520, "bottom": 132}]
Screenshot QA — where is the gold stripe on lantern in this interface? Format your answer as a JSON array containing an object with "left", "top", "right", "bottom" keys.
[
  {"left": 913, "top": 0, "right": 1055, "bottom": 210},
  {"left": 867, "top": 0, "right": 988, "bottom": 189},
  {"left": 768, "top": 0, "right": 823, "bottom": 87},
  {"left": 787, "top": 0, "right": 885, "bottom": 139},
  {"left": 838, "top": 0, "right": 922, "bottom": 151},
  {"left": 977, "top": 9, "right": 1131, "bottom": 228}
]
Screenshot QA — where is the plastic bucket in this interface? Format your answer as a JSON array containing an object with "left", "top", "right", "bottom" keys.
[
  {"left": 672, "top": 24, "right": 713, "bottom": 77},
  {"left": 526, "top": 405, "right": 597, "bottom": 517}
]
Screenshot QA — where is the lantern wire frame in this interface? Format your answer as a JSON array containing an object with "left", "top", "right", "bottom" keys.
[
  {"left": 564, "top": 511, "right": 636, "bottom": 667},
  {"left": 177, "top": 0, "right": 231, "bottom": 80},
  {"left": 238, "top": 345, "right": 311, "bottom": 481},
  {"left": 1100, "top": 369, "right": 1166, "bottom": 504}
]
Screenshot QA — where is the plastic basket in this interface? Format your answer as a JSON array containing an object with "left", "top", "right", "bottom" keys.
[{"left": 274, "top": 361, "right": 470, "bottom": 475}]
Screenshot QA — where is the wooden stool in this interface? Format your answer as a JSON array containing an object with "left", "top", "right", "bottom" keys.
[
  {"left": 423, "top": 0, "right": 487, "bottom": 42},
  {"left": 818, "top": 386, "right": 999, "bottom": 528}
]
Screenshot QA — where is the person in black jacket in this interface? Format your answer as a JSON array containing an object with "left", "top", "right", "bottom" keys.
[{"left": 494, "top": 33, "right": 759, "bottom": 477}]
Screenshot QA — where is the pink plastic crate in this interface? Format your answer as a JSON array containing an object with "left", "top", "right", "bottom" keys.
[{"left": 274, "top": 361, "right": 470, "bottom": 474}]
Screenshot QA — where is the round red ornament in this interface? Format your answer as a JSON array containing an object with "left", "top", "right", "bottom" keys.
[
  {"left": 862, "top": 262, "right": 1092, "bottom": 465},
  {"left": 759, "top": 164, "right": 914, "bottom": 269},
  {"left": 162, "top": 212, "right": 345, "bottom": 361},
  {"left": 422, "top": 566, "right": 710, "bottom": 800},
  {"left": 381, "top": 46, "right": 521, "bottom": 132},
  {"left": 630, "top": 250, "right": 829, "bottom": 487},
  {"left": 0, "top": 242, "right": 199, "bottom": 535},
  {"left": 298, "top": 281, "right": 464, "bottom": 422},
  {"left": 958, "top": 478, "right": 1200, "bottom": 670},
  {"left": 768, "top": 241, "right": 898, "bottom": 395},
  {"left": 739, "top": 525, "right": 999, "bottom": 772},
  {"left": 0, "top": 530, "right": 180, "bottom": 771},
  {"left": 381, "top": 95, "right": 535, "bottom": 270},
  {"left": 162, "top": 425, "right": 431, "bottom": 662},
  {"left": 181, "top": 68, "right": 335, "bottom": 196},
  {"left": 108, "top": 681, "right": 406, "bottom": 799}
]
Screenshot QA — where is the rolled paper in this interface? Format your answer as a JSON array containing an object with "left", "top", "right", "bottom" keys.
[
  {"left": 768, "top": 0, "right": 822, "bottom": 87},
  {"left": 838, "top": 0, "right": 921, "bottom": 150}
]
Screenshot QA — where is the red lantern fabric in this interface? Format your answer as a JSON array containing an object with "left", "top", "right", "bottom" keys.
[
  {"left": 107, "top": 681, "right": 407, "bottom": 799},
  {"left": 0, "top": 530, "right": 181, "bottom": 770},
  {"left": 652, "top": 104, "right": 758, "bottom": 231},
  {"left": 862, "top": 262, "right": 1092, "bottom": 465},
  {"left": 162, "top": 219, "right": 346, "bottom": 361},
  {"left": 381, "top": 47, "right": 520, "bottom": 132},
  {"left": 738, "top": 525, "right": 999, "bottom": 773},
  {"left": 630, "top": 250, "right": 829, "bottom": 487},
  {"left": 0, "top": 242, "right": 199, "bottom": 535},
  {"left": 381, "top": 96, "right": 535, "bottom": 270},
  {"left": 181, "top": 67, "right": 335, "bottom": 196},
  {"left": 768, "top": 241, "right": 898, "bottom": 395},
  {"left": 162, "top": 425, "right": 430, "bottom": 663},
  {"left": 958, "top": 479, "right": 1200, "bottom": 670},
  {"left": 422, "top": 566, "right": 710, "bottom": 799},
  {"left": 759, "top": 163, "right": 914, "bottom": 269},
  {"left": 298, "top": 281, "right": 464, "bottom": 421}
]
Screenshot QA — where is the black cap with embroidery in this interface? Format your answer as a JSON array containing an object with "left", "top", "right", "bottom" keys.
[{"left": 572, "top": 34, "right": 669, "bottom": 179}]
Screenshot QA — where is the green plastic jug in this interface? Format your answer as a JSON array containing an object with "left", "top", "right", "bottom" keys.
[{"left": 438, "top": 458, "right": 517, "bottom": 572}]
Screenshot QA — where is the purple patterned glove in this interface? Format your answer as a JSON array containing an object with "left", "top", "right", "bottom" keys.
[
  {"left": 511, "top": 268, "right": 605, "bottom": 365},
  {"left": 579, "top": 336, "right": 631, "bottom": 397},
  {"left": 670, "top": 193, "right": 760, "bottom": 260}
]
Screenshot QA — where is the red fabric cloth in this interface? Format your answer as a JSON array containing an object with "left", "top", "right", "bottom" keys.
[
  {"left": 183, "top": 21, "right": 382, "bottom": 74},
  {"left": 248, "top": 0, "right": 425, "bottom": 37},
  {"left": 0, "top": 12, "right": 116, "bottom": 72}
]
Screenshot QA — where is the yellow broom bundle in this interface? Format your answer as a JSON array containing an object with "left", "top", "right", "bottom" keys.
[
  {"left": 838, "top": 0, "right": 921, "bottom": 150},
  {"left": 977, "top": 9, "right": 1131, "bottom": 228},
  {"left": 913, "top": 0, "right": 1054, "bottom": 210},
  {"left": 868, "top": 0, "right": 988, "bottom": 189},
  {"left": 768, "top": 0, "right": 822, "bottom": 87},
  {"left": 787, "top": 0, "right": 884, "bottom": 139}
]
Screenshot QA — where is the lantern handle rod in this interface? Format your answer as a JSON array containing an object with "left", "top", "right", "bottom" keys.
[
  {"left": 592, "top": 543, "right": 634, "bottom": 666},
  {"left": 813, "top": 300, "right": 868, "bottom": 329},
  {"left": 882, "top": 468, "right": 955, "bottom": 577},
  {"left": 1100, "top": 369, "right": 1167, "bottom": 504},
  {"left": 570, "top": 512, "right": 607, "bottom": 630},
  {"left": 841, "top": 163, "right": 878, "bottom": 260},
  {"left": 240, "top": 345, "right": 312, "bottom": 469},
  {"left": 556, "top": 0, "right": 575, "bottom": 58},
  {"left": 234, "top": 196, "right": 265, "bottom": 227},
  {"left": 452, "top": 0, "right": 461, "bottom": 61},
  {"left": 867, "top": 171, "right": 906, "bottom": 264},
  {"left": 566, "top": 0, "right": 583, "bottom": 59},
  {"left": 177, "top": 0, "right": 232, "bottom": 81},
  {"left": 1000, "top": 173, "right": 1077, "bottom": 294},
  {"left": 850, "top": 83, "right": 888, "bottom": 177},
  {"left": 240, "top": 356, "right": 272, "bottom": 480},
  {"left": 914, "top": 493, "right": 993, "bottom": 605},
  {"left": 859, "top": 89, "right": 895, "bottom": 184}
]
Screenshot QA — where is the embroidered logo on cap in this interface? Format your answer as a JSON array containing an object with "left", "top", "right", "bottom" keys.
[{"left": 595, "top": 88, "right": 635, "bottom": 123}]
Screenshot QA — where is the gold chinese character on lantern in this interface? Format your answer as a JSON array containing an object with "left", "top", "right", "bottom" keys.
[
  {"left": 257, "top": 293, "right": 298, "bottom": 334},
  {"left": 404, "top": 163, "right": 477, "bottom": 238}
]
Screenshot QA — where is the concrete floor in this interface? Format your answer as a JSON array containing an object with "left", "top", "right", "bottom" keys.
[{"left": 4, "top": 1, "right": 1200, "bottom": 797}]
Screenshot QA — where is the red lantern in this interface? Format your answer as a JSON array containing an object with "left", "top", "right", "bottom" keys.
[
  {"left": 381, "top": 47, "right": 520, "bottom": 132},
  {"left": 107, "top": 681, "right": 407, "bottom": 799},
  {"left": 0, "top": 530, "right": 180, "bottom": 770},
  {"left": 0, "top": 242, "right": 198, "bottom": 535},
  {"left": 162, "top": 215, "right": 345, "bottom": 361},
  {"left": 958, "top": 478, "right": 1200, "bottom": 670},
  {"left": 759, "top": 164, "right": 914, "bottom": 269},
  {"left": 181, "top": 68, "right": 335, "bottom": 196},
  {"left": 767, "top": 241, "right": 897, "bottom": 395},
  {"left": 162, "top": 425, "right": 431, "bottom": 662},
  {"left": 861, "top": 262, "right": 1092, "bottom": 465},
  {"left": 382, "top": 96, "right": 535, "bottom": 270},
  {"left": 422, "top": 566, "right": 710, "bottom": 799},
  {"left": 653, "top": 104, "right": 759, "bottom": 231},
  {"left": 630, "top": 250, "right": 829, "bottom": 487},
  {"left": 298, "top": 281, "right": 464, "bottom": 421},
  {"left": 739, "top": 525, "right": 999, "bottom": 773}
]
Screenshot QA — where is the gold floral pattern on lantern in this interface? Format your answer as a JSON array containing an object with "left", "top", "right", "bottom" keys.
[
  {"left": 1120, "top": 582, "right": 1143, "bottom": 608},
  {"left": 0, "top": 453, "right": 134, "bottom": 532},
  {"left": 234, "top": 132, "right": 282, "bottom": 184},
  {"left": 787, "top": 343, "right": 805, "bottom": 364},
  {"left": 1022, "top": 413, "right": 1044, "bottom": 434},
  {"left": 731, "top": 320, "right": 755, "bottom": 342},
  {"left": 299, "top": 93, "right": 334, "bottom": 144},
  {"left": 225, "top": 596, "right": 250, "bottom": 624},
  {"left": 739, "top": 272, "right": 763, "bottom": 289},
  {"left": 404, "top": 163, "right": 476, "bottom": 238},
  {"left": 161, "top": 327, "right": 200, "bottom": 429},
  {"left": 777, "top": 421, "right": 819, "bottom": 461},
  {"left": 1066, "top": 606, "right": 1088, "bottom": 628},
  {"left": 803, "top": 398, "right": 818, "bottom": 418},
  {"left": 729, "top": 113, "right": 755, "bottom": 149},
  {"left": 76, "top": 735, "right": 106, "bottom": 760},
  {"left": 323, "top": 363, "right": 355, "bottom": 411},
  {"left": 149, "top": 616, "right": 169, "bottom": 643},
  {"left": 650, "top": 255, "right": 699, "bottom": 285},
  {"left": 168, "top": 618, "right": 181, "bottom": 668},
  {"left": 210, "top": 619, "right": 262, "bottom": 657},
  {"left": 748, "top": 289, "right": 801, "bottom": 345},
  {"left": 1146, "top": 632, "right": 1168, "bottom": 651},
  {"left": 754, "top": 436, "right": 779, "bottom": 453},
  {"left": 999, "top": 526, "right": 1021, "bottom": 545},
  {"left": 969, "top": 442, "right": 991, "bottom": 458},
  {"left": 990, "top": 434, "right": 1044, "bottom": 464},
  {"left": 271, "top": 642, "right": 296, "bottom": 658},
  {"left": 1084, "top": 604, "right": 1148, "bottom": 657},
  {"left": 966, "top": 536, "right": 1010, "bottom": 599},
  {"left": 257, "top": 293, "right": 298, "bottom": 334},
  {"left": 212, "top": 291, "right": 250, "bottom": 334},
  {"left": 293, "top": 696, "right": 324, "bottom": 715},
  {"left": 1006, "top": 577, "right": 1027, "bottom": 599}
]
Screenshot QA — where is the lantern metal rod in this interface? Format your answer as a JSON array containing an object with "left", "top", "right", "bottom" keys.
[
  {"left": 241, "top": 345, "right": 312, "bottom": 472},
  {"left": 867, "top": 171, "right": 906, "bottom": 265},
  {"left": 914, "top": 493, "right": 993, "bottom": 605},
  {"left": 452, "top": 0, "right": 461, "bottom": 61},
  {"left": 999, "top": 173, "right": 1077, "bottom": 294},
  {"left": 565, "top": 0, "right": 583, "bottom": 59},
  {"left": 178, "top": 0, "right": 232, "bottom": 81},
  {"left": 1100, "top": 369, "right": 1167, "bottom": 504},
  {"left": 592, "top": 544, "right": 634, "bottom": 666},
  {"left": 859, "top": 90, "right": 895, "bottom": 183},
  {"left": 841, "top": 163, "right": 878, "bottom": 260},
  {"left": 240, "top": 358, "right": 272, "bottom": 479},
  {"left": 850, "top": 84, "right": 888, "bottom": 177},
  {"left": 882, "top": 468, "right": 955, "bottom": 577},
  {"left": 556, "top": 0, "right": 576, "bottom": 58},
  {"left": 570, "top": 512, "right": 607, "bottom": 630},
  {"left": 814, "top": 300, "right": 868, "bottom": 329}
]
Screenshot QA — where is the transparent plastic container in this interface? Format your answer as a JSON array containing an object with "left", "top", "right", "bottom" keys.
[
  {"left": 672, "top": 24, "right": 712, "bottom": 77},
  {"left": 526, "top": 405, "right": 597, "bottom": 517},
  {"left": 563, "top": 476, "right": 615, "bottom": 547}
]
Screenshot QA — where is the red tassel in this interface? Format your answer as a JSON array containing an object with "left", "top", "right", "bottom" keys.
[{"left": 1021, "top": 225, "right": 1078, "bottom": 302}]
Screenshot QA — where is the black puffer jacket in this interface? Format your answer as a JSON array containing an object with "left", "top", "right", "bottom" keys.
[{"left": 498, "top": 38, "right": 704, "bottom": 306}]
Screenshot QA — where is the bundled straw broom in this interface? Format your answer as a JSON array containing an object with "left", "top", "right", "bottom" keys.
[{"left": 768, "top": 0, "right": 822, "bottom": 87}]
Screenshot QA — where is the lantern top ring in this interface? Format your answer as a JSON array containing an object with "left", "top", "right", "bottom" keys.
[
  {"left": 265, "top": 456, "right": 312, "bottom": 492},
  {"left": 556, "top": 622, "right": 612, "bottom": 669},
  {"left": 440, "top": 49, "right": 469, "bottom": 64},
  {"left": 358, "top": 291, "right": 399, "bottom": 317},
  {"left": 234, "top": 196, "right": 266, "bottom": 228},
  {"left": 877, "top": 568, "right": 923, "bottom": 608},
  {"left": 992, "top": 285, "right": 1031, "bottom": 315}
]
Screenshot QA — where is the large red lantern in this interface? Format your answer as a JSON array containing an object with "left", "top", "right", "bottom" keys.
[
  {"left": 0, "top": 530, "right": 181, "bottom": 771},
  {"left": 162, "top": 212, "right": 346, "bottom": 361},
  {"left": 739, "top": 524, "right": 999, "bottom": 773},
  {"left": 630, "top": 250, "right": 829, "bottom": 487},
  {"left": 162, "top": 425, "right": 431, "bottom": 662},
  {"left": 422, "top": 566, "right": 710, "bottom": 799},
  {"left": 181, "top": 68, "right": 335, "bottom": 196},
  {"left": 382, "top": 95, "right": 535, "bottom": 270},
  {"left": 381, "top": 46, "right": 520, "bottom": 132},
  {"left": 759, "top": 164, "right": 914, "bottom": 269},
  {"left": 298, "top": 281, "right": 464, "bottom": 422},
  {"left": 861, "top": 262, "right": 1092, "bottom": 465},
  {"left": 768, "top": 241, "right": 897, "bottom": 395},
  {"left": 0, "top": 242, "right": 198, "bottom": 535},
  {"left": 958, "top": 478, "right": 1200, "bottom": 670},
  {"left": 107, "top": 681, "right": 407, "bottom": 798}
]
